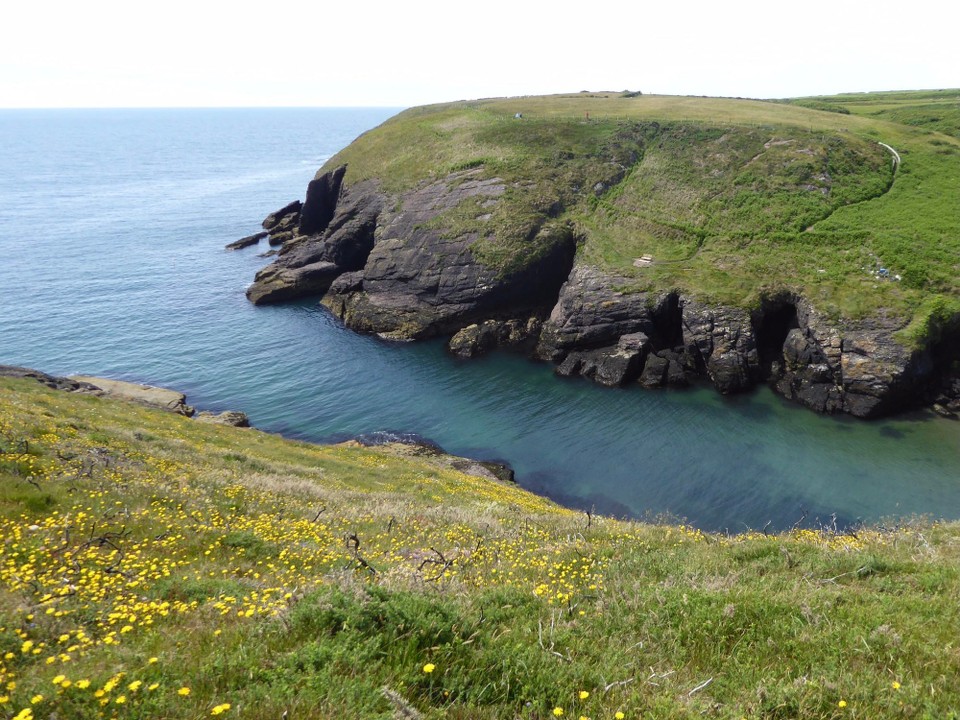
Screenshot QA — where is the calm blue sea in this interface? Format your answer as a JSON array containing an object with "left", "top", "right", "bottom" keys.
[{"left": 1, "top": 108, "right": 958, "bottom": 531}]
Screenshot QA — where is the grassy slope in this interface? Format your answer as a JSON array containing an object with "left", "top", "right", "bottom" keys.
[
  {"left": 327, "top": 91, "right": 960, "bottom": 339},
  {"left": 2, "top": 378, "right": 960, "bottom": 719}
]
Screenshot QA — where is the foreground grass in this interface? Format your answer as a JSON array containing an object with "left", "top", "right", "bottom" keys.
[
  {"left": 327, "top": 90, "right": 960, "bottom": 335},
  {"left": 1, "top": 377, "right": 959, "bottom": 719}
]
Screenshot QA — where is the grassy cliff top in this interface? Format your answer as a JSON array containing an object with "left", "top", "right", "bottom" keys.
[
  {"left": 327, "top": 90, "right": 960, "bottom": 335},
  {"left": 2, "top": 378, "right": 960, "bottom": 718}
]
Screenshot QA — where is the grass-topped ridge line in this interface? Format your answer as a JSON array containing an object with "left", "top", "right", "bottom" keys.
[
  {"left": 320, "top": 90, "right": 960, "bottom": 327},
  {"left": 2, "top": 376, "right": 960, "bottom": 717}
]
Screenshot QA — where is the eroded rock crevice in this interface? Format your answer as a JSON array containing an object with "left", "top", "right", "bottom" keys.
[{"left": 754, "top": 298, "right": 800, "bottom": 371}]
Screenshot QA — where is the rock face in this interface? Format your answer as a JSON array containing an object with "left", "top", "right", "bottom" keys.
[
  {"left": 3, "top": 366, "right": 261, "bottom": 424},
  {"left": 225, "top": 231, "right": 268, "bottom": 250},
  {"left": 242, "top": 168, "right": 954, "bottom": 419},
  {"left": 322, "top": 172, "right": 575, "bottom": 339},
  {"left": 448, "top": 318, "right": 543, "bottom": 358},
  {"left": 0, "top": 366, "right": 102, "bottom": 394},
  {"left": 247, "top": 169, "right": 383, "bottom": 305},
  {"left": 70, "top": 376, "right": 195, "bottom": 416},
  {"left": 195, "top": 410, "right": 250, "bottom": 427},
  {"left": 249, "top": 166, "right": 576, "bottom": 338}
]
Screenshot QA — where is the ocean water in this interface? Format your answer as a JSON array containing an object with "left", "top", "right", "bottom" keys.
[{"left": 1, "top": 108, "right": 958, "bottom": 531}]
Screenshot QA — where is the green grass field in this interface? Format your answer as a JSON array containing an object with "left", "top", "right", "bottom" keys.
[
  {"left": 328, "top": 90, "right": 960, "bottom": 341},
  {"left": 3, "top": 377, "right": 960, "bottom": 719}
]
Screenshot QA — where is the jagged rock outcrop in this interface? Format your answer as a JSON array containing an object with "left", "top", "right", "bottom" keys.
[
  {"left": 241, "top": 166, "right": 953, "bottom": 419},
  {"left": 196, "top": 410, "right": 250, "bottom": 427},
  {"left": 262, "top": 200, "right": 303, "bottom": 246},
  {"left": 323, "top": 172, "right": 576, "bottom": 339},
  {"left": 0, "top": 366, "right": 102, "bottom": 394},
  {"left": 528, "top": 264, "right": 945, "bottom": 416},
  {"left": 246, "top": 169, "right": 382, "bottom": 305},
  {"left": 756, "top": 298, "right": 938, "bottom": 418},
  {"left": 447, "top": 318, "right": 543, "bottom": 358},
  {"left": 299, "top": 165, "right": 346, "bottom": 235},
  {"left": 225, "top": 231, "right": 268, "bottom": 251},
  {"left": 681, "top": 299, "right": 759, "bottom": 394},
  {"left": 535, "top": 265, "right": 677, "bottom": 361},
  {"left": 249, "top": 166, "right": 576, "bottom": 337},
  {"left": 555, "top": 332, "right": 651, "bottom": 387}
]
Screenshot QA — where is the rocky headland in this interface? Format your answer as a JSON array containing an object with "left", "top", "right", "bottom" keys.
[{"left": 238, "top": 94, "right": 960, "bottom": 419}]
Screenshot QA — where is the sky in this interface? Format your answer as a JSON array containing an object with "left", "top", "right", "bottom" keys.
[{"left": 1, "top": 0, "right": 957, "bottom": 108}]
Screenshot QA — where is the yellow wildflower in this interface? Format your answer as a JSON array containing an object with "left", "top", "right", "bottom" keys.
[
  {"left": 553, "top": 708, "right": 564, "bottom": 717},
  {"left": 76, "top": 680, "right": 91, "bottom": 689},
  {"left": 422, "top": 663, "right": 435, "bottom": 674},
  {"left": 178, "top": 687, "right": 191, "bottom": 696},
  {"left": 838, "top": 700, "right": 847, "bottom": 708},
  {"left": 128, "top": 680, "right": 142, "bottom": 691},
  {"left": 615, "top": 713, "right": 625, "bottom": 720},
  {"left": 892, "top": 681, "right": 901, "bottom": 690},
  {"left": 211, "top": 703, "right": 232, "bottom": 715},
  {"left": 52, "top": 675, "right": 65, "bottom": 686},
  {"left": 579, "top": 690, "right": 589, "bottom": 699}
]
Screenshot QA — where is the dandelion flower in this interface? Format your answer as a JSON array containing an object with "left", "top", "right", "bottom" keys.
[
  {"left": 115, "top": 695, "right": 126, "bottom": 704},
  {"left": 579, "top": 690, "right": 589, "bottom": 700},
  {"left": 838, "top": 700, "right": 847, "bottom": 708},
  {"left": 128, "top": 680, "right": 142, "bottom": 692},
  {"left": 892, "top": 681, "right": 901, "bottom": 690},
  {"left": 553, "top": 708, "right": 564, "bottom": 717},
  {"left": 148, "top": 657, "right": 158, "bottom": 664},
  {"left": 178, "top": 687, "right": 191, "bottom": 696},
  {"left": 30, "top": 695, "right": 43, "bottom": 704},
  {"left": 52, "top": 676, "right": 65, "bottom": 686},
  {"left": 615, "top": 713, "right": 625, "bottom": 719},
  {"left": 422, "top": 663, "right": 435, "bottom": 674},
  {"left": 211, "top": 703, "right": 232, "bottom": 715},
  {"left": 76, "top": 680, "right": 90, "bottom": 690}
]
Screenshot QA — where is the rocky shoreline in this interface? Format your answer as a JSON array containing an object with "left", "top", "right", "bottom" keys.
[
  {"left": 1, "top": 366, "right": 520, "bottom": 482},
  {"left": 235, "top": 165, "right": 959, "bottom": 420},
  {"left": 0, "top": 366, "right": 250, "bottom": 426}
]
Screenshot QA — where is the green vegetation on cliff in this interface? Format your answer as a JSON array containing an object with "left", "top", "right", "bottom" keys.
[
  {"left": 2, "top": 378, "right": 960, "bottom": 718},
  {"left": 327, "top": 90, "right": 960, "bottom": 333}
]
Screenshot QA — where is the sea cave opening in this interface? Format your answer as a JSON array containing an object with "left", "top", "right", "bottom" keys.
[{"left": 754, "top": 300, "right": 800, "bottom": 373}]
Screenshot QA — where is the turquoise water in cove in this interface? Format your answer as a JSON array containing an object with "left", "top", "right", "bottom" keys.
[{"left": 1, "top": 108, "right": 958, "bottom": 531}]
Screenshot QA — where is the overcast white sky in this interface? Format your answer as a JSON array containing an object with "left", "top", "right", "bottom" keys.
[{"left": 1, "top": 0, "right": 956, "bottom": 108}]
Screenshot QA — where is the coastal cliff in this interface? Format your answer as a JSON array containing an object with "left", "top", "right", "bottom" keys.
[{"left": 241, "top": 92, "right": 960, "bottom": 418}]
